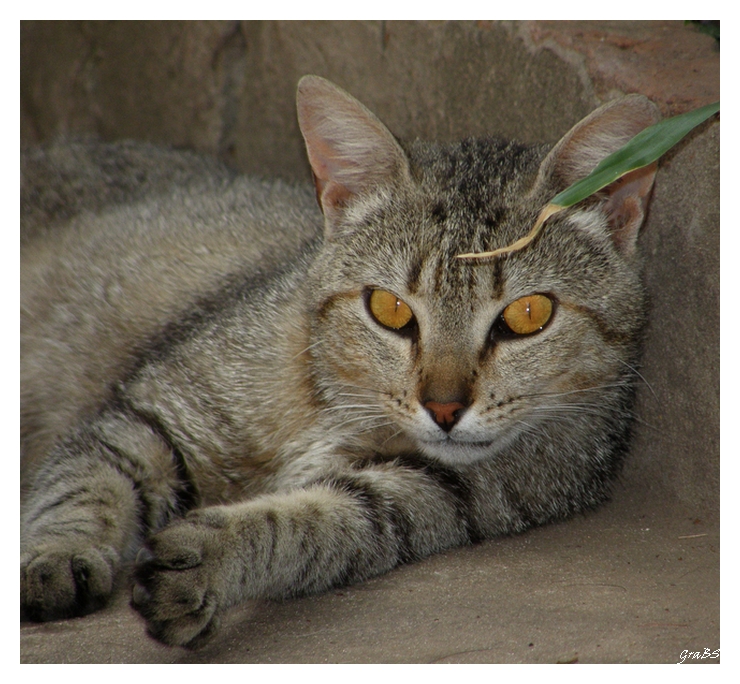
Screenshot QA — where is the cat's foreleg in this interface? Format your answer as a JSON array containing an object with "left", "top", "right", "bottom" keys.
[
  {"left": 20, "top": 410, "right": 190, "bottom": 621},
  {"left": 132, "top": 460, "right": 473, "bottom": 648}
]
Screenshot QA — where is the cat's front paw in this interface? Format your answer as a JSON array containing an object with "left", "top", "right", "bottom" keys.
[
  {"left": 20, "top": 545, "right": 118, "bottom": 621},
  {"left": 131, "top": 511, "right": 231, "bottom": 649}
]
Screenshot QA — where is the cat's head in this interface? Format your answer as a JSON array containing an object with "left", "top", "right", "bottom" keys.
[{"left": 296, "top": 75, "right": 658, "bottom": 466}]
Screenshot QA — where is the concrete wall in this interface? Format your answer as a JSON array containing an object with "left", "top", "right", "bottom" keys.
[{"left": 20, "top": 20, "right": 720, "bottom": 513}]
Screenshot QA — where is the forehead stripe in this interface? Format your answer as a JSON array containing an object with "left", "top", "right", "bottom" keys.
[{"left": 406, "top": 256, "right": 424, "bottom": 295}]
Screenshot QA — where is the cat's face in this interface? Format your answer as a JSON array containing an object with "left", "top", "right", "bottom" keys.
[
  {"left": 306, "top": 166, "right": 645, "bottom": 466},
  {"left": 296, "top": 76, "right": 656, "bottom": 466}
]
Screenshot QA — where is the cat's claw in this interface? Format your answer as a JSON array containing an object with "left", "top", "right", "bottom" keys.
[
  {"left": 135, "top": 546, "right": 155, "bottom": 565},
  {"left": 131, "top": 581, "right": 151, "bottom": 606}
]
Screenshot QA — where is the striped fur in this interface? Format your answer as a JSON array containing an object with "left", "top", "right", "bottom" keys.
[{"left": 21, "top": 77, "right": 658, "bottom": 647}]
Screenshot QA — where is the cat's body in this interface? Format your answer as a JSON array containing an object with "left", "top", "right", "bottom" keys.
[{"left": 21, "top": 76, "right": 659, "bottom": 648}]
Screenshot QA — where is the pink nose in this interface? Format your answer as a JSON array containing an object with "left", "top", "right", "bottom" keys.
[{"left": 424, "top": 400, "right": 466, "bottom": 432}]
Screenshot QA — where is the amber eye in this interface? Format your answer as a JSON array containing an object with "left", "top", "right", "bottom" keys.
[
  {"left": 368, "top": 289, "right": 414, "bottom": 330},
  {"left": 501, "top": 294, "right": 554, "bottom": 335}
]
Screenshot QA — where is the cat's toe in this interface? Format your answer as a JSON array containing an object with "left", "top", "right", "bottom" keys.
[
  {"left": 131, "top": 559, "right": 209, "bottom": 620},
  {"left": 21, "top": 547, "right": 116, "bottom": 621},
  {"left": 131, "top": 560, "right": 221, "bottom": 648},
  {"left": 131, "top": 520, "right": 226, "bottom": 647},
  {"left": 137, "top": 593, "right": 221, "bottom": 649}
]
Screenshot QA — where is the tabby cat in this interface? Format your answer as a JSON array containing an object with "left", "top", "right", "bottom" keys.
[{"left": 20, "top": 75, "right": 659, "bottom": 648}]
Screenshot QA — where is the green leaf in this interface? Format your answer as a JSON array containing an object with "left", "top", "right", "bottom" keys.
[
  {"left": 550, "top": 101, "right": 720, "bottom": 208},
  {"left": 458, "top": 100, "right": 719, "bottom": 261}
]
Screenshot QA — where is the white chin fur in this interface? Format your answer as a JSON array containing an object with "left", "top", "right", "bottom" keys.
[{"left": 417, "top": 438, "right": 498, "bottom": 466}]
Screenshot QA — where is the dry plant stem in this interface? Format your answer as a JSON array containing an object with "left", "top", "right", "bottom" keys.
[{"left": 456, "top": 203, "right": 563, "bottom": 261}]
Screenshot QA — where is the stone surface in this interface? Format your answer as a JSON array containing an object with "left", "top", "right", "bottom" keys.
[
  {"left": 19, "top": 20, "right": 720, "bottom": 663},
  {"left": 518, "top": 20, "right": 719, "bottom": 116},
  {"left": 628, "top": 123, "right": 720, "bottom": 511},
  {"left": 19, "top": 489, "right": 719, "bottom": 664}
]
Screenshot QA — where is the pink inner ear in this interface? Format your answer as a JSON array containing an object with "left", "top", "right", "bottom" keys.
[
  {"left": 305, "top": 135, "right": 358, "bottom": 215},
  {"left": 318, "top": 180, "right": 353, "bottom": 215},
  {"left": 304, "top": 139, "right": 352, "bottom": 216},
  {"left": 603, "top": 162, "right": 658, "bottom": 255}
]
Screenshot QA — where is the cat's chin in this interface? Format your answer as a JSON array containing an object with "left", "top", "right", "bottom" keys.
[{"left": 416, "top": 438, "right": 498, "bottom": 466}]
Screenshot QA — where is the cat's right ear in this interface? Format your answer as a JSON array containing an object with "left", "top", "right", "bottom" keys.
[
  {"left": 296, "top": 76, "right": 410, "bottom": 233},
  {"left": 532, "top": 95, "right": 661, "bottom": 256}
]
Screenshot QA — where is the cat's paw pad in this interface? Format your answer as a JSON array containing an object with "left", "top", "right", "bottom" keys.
[
  {"left": 21, "top": 546, "right": 117, "bottom": 621},
  {"left": 131, "top": 515, "right": 228, "bottom": 648}
]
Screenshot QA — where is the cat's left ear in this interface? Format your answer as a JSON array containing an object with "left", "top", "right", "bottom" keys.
[
  {"left": 296, "top": 75, "right": 410, "bottom": 233},
  {"left": 533, "top": 95, "right": 661, "bottom": 256}
]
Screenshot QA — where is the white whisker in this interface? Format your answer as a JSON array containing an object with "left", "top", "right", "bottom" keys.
[
  {"left": 528, "top": 381, "right": 631, "bottom": 401},
  {"left": 615, "top": 358, "right": 658, "bottom": 399},
  {"left": 379, "top": 428, "right": 405, "bottom": 448},
  {"left": 322, "top": 404, "right": 385, "bottom": 414},
  {"left": 329, "top": 414, "right": 393, "bottom": 432},
  {"left": 290, "top": 340, "right": 324, "bottom": 361},
  {"left": 334, "top": 393, "right": 378, "bottom": 402},
  {"left": 354, "top": 421, "right": 397, "bottom": 435}
]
